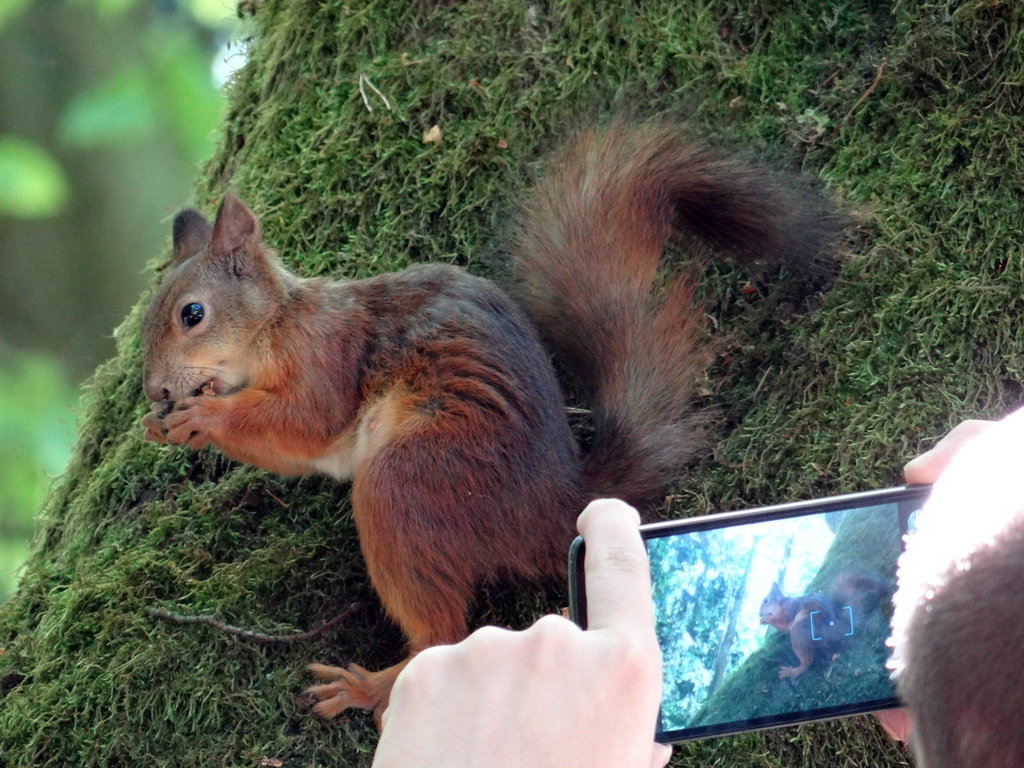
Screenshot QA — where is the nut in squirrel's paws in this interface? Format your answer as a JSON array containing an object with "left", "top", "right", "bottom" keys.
[
  {"left": 155, "top": 400, "right": 177, "bottom": 419},
  {"left": 142, "top": 377, "right": 219, "bottom": 445},
  {"left": 142, "top": 380, "right": 222, "bottom": 448}
]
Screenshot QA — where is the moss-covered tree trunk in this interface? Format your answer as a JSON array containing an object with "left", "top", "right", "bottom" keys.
[{"left": 3, "top": 1, "right": 1022, "bottom": 766}]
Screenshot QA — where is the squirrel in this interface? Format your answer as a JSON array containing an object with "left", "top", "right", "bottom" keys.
[
  {"left": 140, "top": 119, "right": 837, "bottom": 726},
  {"left": 759, "top": 570, "right": 887, "bottom": 680}
]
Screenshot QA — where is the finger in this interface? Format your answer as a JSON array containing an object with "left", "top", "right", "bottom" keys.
[
  {"left": 650, "top": 742, "right": 673, "bottom": 768},
  {"left": 904, "top": 419, "right": 995, "bottom": 484},
  {"left": 576, "top": 498, "right": 653, "bottom": 632},
  {"left": 873, "top": 707, "right": 913, "bottom": 742}
]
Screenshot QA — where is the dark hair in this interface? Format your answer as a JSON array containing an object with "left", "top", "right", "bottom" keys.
[{"left": 895, "top": 519, "right": 1024, "bottom": 768}]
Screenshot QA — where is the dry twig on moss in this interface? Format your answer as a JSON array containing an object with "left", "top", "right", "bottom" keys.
[{"left": 147, "top": 602, "right": 364, "bottom": 643}]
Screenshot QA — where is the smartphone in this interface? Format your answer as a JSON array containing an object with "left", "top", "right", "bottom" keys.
[{"left": 568, "top": 485, "right": 930, "bottom": 743}]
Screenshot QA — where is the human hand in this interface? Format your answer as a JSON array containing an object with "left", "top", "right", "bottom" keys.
[
  {"left": 874, "top": 418, "right": 998, "bottom": 742},
  {"left": 372, "top": 498, "right": 671, "bottom": 768},
  {"left": 873, "top": 707, "right": 913, "bottom": 742},
  {"left": 903, "top": 419, "right": 996, "bottom": 485}
]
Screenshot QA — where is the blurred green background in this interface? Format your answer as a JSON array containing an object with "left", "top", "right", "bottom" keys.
[{"left": 0, "top": 0, "right": 236, "bottom": 600}]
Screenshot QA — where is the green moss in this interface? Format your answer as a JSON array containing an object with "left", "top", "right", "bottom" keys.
[{"left": 2, "top": 0, "right": 1022, "bottom": 765}]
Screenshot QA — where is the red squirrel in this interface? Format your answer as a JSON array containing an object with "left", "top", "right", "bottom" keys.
[
  {"left": 759, "top": 571, "right": 886, "bottom": 680},
  {"left": 140, "top": 119, "right": 836, "bottom": 725}
]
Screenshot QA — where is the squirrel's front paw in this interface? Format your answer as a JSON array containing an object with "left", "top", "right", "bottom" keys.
[
  {"left": 141, "top": 410, "right": 170, "bottom": 444},
  {"left": 163, "top": 397, "right": 218, "bottom": 450}
]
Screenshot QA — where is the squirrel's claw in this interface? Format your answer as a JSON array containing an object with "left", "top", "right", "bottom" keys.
[
  {"left": 306, "top": 663, "right": 377, "bottom": 717},
  {"left": 162, "top": 397, "right": 214, "bottom": 449},
  {"left": 305, "top": 661, "right": 403, "bottom": 730},
  {"left": 141, "top": 411, "right": 169, "bottom": 444},
  {"left": 778, "top": 664, "right": 808, "bottom": 680}
]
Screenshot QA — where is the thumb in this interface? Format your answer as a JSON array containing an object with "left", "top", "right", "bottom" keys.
[
  {"left": 650, "top": 742, "right": 673, "bottom": 768},
  {"left": 904, "top": 419, "right": 994, "bottom": 484},
  {"left": 575, "top": 498, "right": 652, "bottom": 632}
]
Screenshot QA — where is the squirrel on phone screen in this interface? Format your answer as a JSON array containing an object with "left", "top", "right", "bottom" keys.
[
  {"left": 140, "top": 119, "right": 836, "bottom": 725},
  {"left": 759, "top": 571, "right": 887, "bottom": 680}
]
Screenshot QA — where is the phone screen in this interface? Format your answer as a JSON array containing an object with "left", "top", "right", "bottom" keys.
[{"left": 568, "top": 486, "right": 930, "bottom": 742}]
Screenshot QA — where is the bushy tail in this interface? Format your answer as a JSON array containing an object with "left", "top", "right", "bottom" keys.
[
  {"left": 508, "top": 119, "right": 838, "bottom": 509},
  {"left": 831, "top": 569, "right": 889, "bottom": 618}
]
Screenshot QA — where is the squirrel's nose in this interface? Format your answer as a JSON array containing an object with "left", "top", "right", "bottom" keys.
[{"left": 145, "top": 382, "right": 170, "bottom": 402}]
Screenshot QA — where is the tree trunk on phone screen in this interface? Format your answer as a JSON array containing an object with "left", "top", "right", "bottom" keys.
[
  {"left": 708, "top": 546, "right": 756, "bottom": 696},
  {"left": 2, "top": 2, "right": 1021, "bottom": 766}
]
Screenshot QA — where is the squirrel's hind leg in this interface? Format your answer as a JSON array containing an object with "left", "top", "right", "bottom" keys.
[
  {"left": 302, "top": 413, "right": 480, "bottom": 726},
  {"left": 302, "top": 529, "right": 471, "bottom": 728},
  {"left": 306, "top": 659, "right": 411, "bottom": 728},
  {"left": 303, "top": 381, "right": 574, "bottom": 725},
  {"left": 303, "top": 572, "right": 469, "bottom": 728}
]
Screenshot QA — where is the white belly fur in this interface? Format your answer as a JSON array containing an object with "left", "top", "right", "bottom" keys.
[{"left": 308, "top": 392, "right": 401, "bottom": 481}]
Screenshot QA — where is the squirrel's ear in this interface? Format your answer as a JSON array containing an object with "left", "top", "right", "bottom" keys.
[
  {"left": 171, "top": 208, "right": 213, "bottom": 265},
  {"left": 209, "top": 193, "right": 265, "bottom": 276}
]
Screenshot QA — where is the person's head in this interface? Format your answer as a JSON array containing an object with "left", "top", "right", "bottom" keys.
[
  {"left": 891, "top": 415, "right": 1024, "bottom": 768},
  {"left": 893, "top": 520, "right": 1024, "bottom": 767}
]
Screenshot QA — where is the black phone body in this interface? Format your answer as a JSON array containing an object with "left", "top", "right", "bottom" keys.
[{"left": 568, "top": 485, "right": 930, "bottom": 743}]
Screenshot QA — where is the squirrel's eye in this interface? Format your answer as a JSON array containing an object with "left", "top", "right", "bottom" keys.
[{"left": 181, "top": 302, "right": 205, "bottom": 329}]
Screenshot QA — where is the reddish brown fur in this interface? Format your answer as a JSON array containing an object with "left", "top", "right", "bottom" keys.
[
  {"left": 140, "top": 120, "right": 836, "bottom": 724},
  {"left": 509, "top": 119, "right": 835, "bottom": 506}
]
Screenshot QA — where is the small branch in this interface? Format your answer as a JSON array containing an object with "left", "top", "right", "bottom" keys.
[
  {"left": 265, "top": 489, "right": 290, "bottom": 509},
  {"left": 750, "top": 365, "right": 774, "bottom": 400},
  {"left": 358, "top": 73, "right": 392, "bottom": 113},
  {"left": 829, "top": 58, "right": 887, "bottom": 140},
  {"left": 147, "top": 602, "right": 364, "bottom": 644}
]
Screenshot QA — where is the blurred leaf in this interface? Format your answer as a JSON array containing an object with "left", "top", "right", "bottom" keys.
[
  {"left": 0, "top": 539, "right": 32, "bottom": 602},
  {"left": 186, "top": 0, "right": 236, "bottom": 28},
  {"left": 0, "top": 346, "right": 77, "bottom": 601},
  {"left": 0, "top": 0, "right": 31, "bottom": 33},
  {"left": 93, "top": 0, "right": 139, "bottom": 16},
  {"left": 146, "top": 26, "right": 225, "bottom": 163},
  {"left": 58, "top": 66, "right": 159, "bottom": 149},
  {"left": 66, "top": 0, "right": 141, "bottom": 19},
  {"left": 0, "top": 135, "right": 70, "bottom": 218},
  {"left": 0, "top": 348, "right": 76, "bottom": 487}
]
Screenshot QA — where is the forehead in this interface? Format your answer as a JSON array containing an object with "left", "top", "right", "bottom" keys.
[{"left": 143, "top": 258, "right": 209, "bottom": 329}]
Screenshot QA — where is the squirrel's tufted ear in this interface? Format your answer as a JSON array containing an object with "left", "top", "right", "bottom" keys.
[
  {"left": 209, "top": 193, "right": 265, "bottom": 277},
  {"left": 171, "top": 208, "right": 213, "bottom": 265}
]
